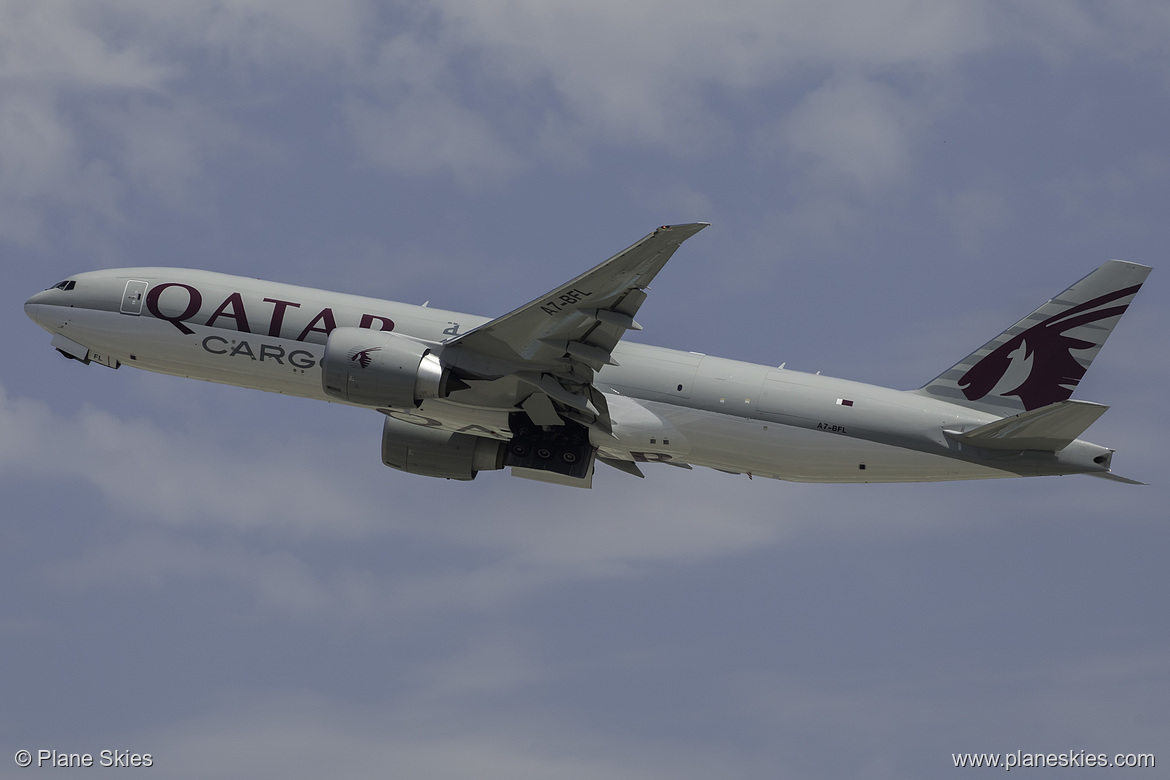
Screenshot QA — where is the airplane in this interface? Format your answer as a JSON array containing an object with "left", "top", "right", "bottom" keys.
[{"left": 24, "top": 223, "right": 1151, "bottom": 488}]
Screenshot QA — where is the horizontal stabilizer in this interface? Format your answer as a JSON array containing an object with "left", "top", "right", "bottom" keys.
[{"left": 946, "top": 399, "right": 1109, "bottom": 451}]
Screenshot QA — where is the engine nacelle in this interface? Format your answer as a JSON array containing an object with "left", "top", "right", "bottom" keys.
[
  {"left": 381, "top": 416, "right": 505, "bottom": 480},
  {"left": 322, "top": 328, "right": 446, "bottom": 408}
]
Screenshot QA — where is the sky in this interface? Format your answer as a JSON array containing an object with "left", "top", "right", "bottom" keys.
[{"left": 1, "top": 1, "right": 1168, "bottom": 777}]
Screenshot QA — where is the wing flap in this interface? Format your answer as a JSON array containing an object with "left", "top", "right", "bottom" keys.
[
  {"left": 521, "top": 392, "right": 564, "bottom": 426},
  {"left": 946, "top": 399, "right": 1109, "bottom": 451}
]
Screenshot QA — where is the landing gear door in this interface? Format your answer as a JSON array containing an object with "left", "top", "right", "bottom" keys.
[{"left": 120, "top": 280, "right": 149, "bottom": 315}]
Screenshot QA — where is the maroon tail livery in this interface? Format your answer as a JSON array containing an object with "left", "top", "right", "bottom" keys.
[{"left": 917, "top": 260, "right": 1151, "bottom": 415}]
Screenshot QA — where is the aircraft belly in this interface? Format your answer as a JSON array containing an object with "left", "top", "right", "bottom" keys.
[
  {"left": 49, "top": 308, "right": 327, "bottom": 399},
  {"left": 382, "top": 402, "right": 513, "bottom": 439},
  {"left": 648, "top": 403, "right": 1016, "bottom": 483}
]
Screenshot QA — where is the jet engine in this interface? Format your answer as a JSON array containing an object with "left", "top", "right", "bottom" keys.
[
  {"left": 322, "top": 328, "right": 448, "bottom": 408},
  {"left": 381, "top": 416, "right": 505, "bottom": 480}
]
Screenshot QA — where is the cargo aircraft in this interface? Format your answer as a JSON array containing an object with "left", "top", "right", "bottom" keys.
[{"left": 25, "top": 224, "right": 1150, "bottom": 488}]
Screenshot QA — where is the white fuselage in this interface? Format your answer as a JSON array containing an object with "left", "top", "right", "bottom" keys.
[{"left": 25, "top": 268, "right": 1113, "bottom": 483}]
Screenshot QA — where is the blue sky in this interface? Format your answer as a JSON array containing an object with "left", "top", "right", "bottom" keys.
[{"left": 2, "top": 2, "right": 1167, "bottom": 777}]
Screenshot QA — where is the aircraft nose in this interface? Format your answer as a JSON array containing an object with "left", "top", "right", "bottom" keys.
[{"left": 25, "top": 289, "right": 53, "bottom": 326}]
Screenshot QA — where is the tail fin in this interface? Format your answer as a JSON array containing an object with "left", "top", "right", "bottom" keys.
[{"left": 917, "top": 260, "right": 1151, "bottom": 414}]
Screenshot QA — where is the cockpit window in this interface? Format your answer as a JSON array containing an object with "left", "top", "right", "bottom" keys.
[{"left": 51, "top": 280, "right": 77, "bottom": 291}]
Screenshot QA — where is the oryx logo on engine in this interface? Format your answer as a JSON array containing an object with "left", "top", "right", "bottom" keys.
[{"left": 348, "top": 346, "right": 381, "bottom": 369}]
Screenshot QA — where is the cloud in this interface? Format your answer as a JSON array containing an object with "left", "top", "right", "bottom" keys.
[
  {"left": 0, "top": 1, "right": 175, "bottom": 90},
  {"left": 92, "top": 0, "right": 373, "bottom": 72},
  {"left": 0, "top": 6, "right": 179, "bottom": 244},
  {"left": 412, "top": 632, "right": 549, "bottom": 699},
  {"left": 47, "top": 534, "right": 341, "bottom": 615},
  {"left": 0, "top": 0, "right": 374, "bottom": 246},
  {"left": 8, "top": 0, "right": 1168, "bottom": 244},
  {"left": 723, "top": 650, "right": 1170, "bottom": 777},
  {"left": 0, "top": 91, "right": 124, "bottom": 245},
  {"left": 14, "top": 356, "right": 1155, "bottom": 626},
  {"left": 92, "top": 97, "right": 257, "bottom": 204},
  {"left": 942, "top": 184, "right": 1013, "bottom": 255},
  {"left": 4, "top": 5, "right": 1169, "bottom": 779},
  {"left": 134, "top": 689, "right": 741, "bottom": 780},
  {"left": 434, "top": 0, "right": 989, "bottom": 148},
  {"left": 0, "top": 2, "right": 173, "bottom": 244},
  {"left": 33, "top": 473, "right": 793, "bottom": 622},
  {"left": 777, "top": 75, "right": 921, "bottom": 193},
  {"left": 998, "top": 1, "right": 1170, "bottom": 72},
  {"left": 331, "top": 0, "right": 997, "bottom": 180},
  {"left": 1, "top": 378, "right": 797, "bottom": 620},
  {"left": 0, "top": 381, "right": 375, "bottom": 535},
  {"left": 343, "top": 95, "right": 522, "bottom": 181}
]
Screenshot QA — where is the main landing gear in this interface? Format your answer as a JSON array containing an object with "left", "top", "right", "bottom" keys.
[{"left": 502, "top": 413, "right": 593, "bottom": 480}]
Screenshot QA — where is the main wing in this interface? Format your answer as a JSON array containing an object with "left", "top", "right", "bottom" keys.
[{"left": 440, "top": 223, "right": 708, "bottom": 432}]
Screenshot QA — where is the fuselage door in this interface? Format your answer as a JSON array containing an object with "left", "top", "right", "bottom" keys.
[{"left": 120, "top": 280, "right": 149, "bottom": 315}]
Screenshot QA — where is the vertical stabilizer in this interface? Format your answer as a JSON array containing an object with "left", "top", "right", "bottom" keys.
[{"left": 917, "top": 260, "right": 1151, "bottom": 414}]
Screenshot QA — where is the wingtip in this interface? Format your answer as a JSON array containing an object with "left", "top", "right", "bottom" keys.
[
  {"left": 1086, "top": 471, "right": 1147, "bottom": 485},
  {"left": 657, "top": 222, "right": 710, "bottom": 234}
]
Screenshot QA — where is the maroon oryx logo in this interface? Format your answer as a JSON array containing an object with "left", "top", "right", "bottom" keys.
[
  {"left": 959, "top": 285, "right": 1139, "bottom": 410},
  {"left": 348, "top": 346, "right": 381, "bottom": 369}
]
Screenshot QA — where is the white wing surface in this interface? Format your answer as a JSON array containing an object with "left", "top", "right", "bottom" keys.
[{"left": 441, "top": 223, "right": 708, "bottom": 431}]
